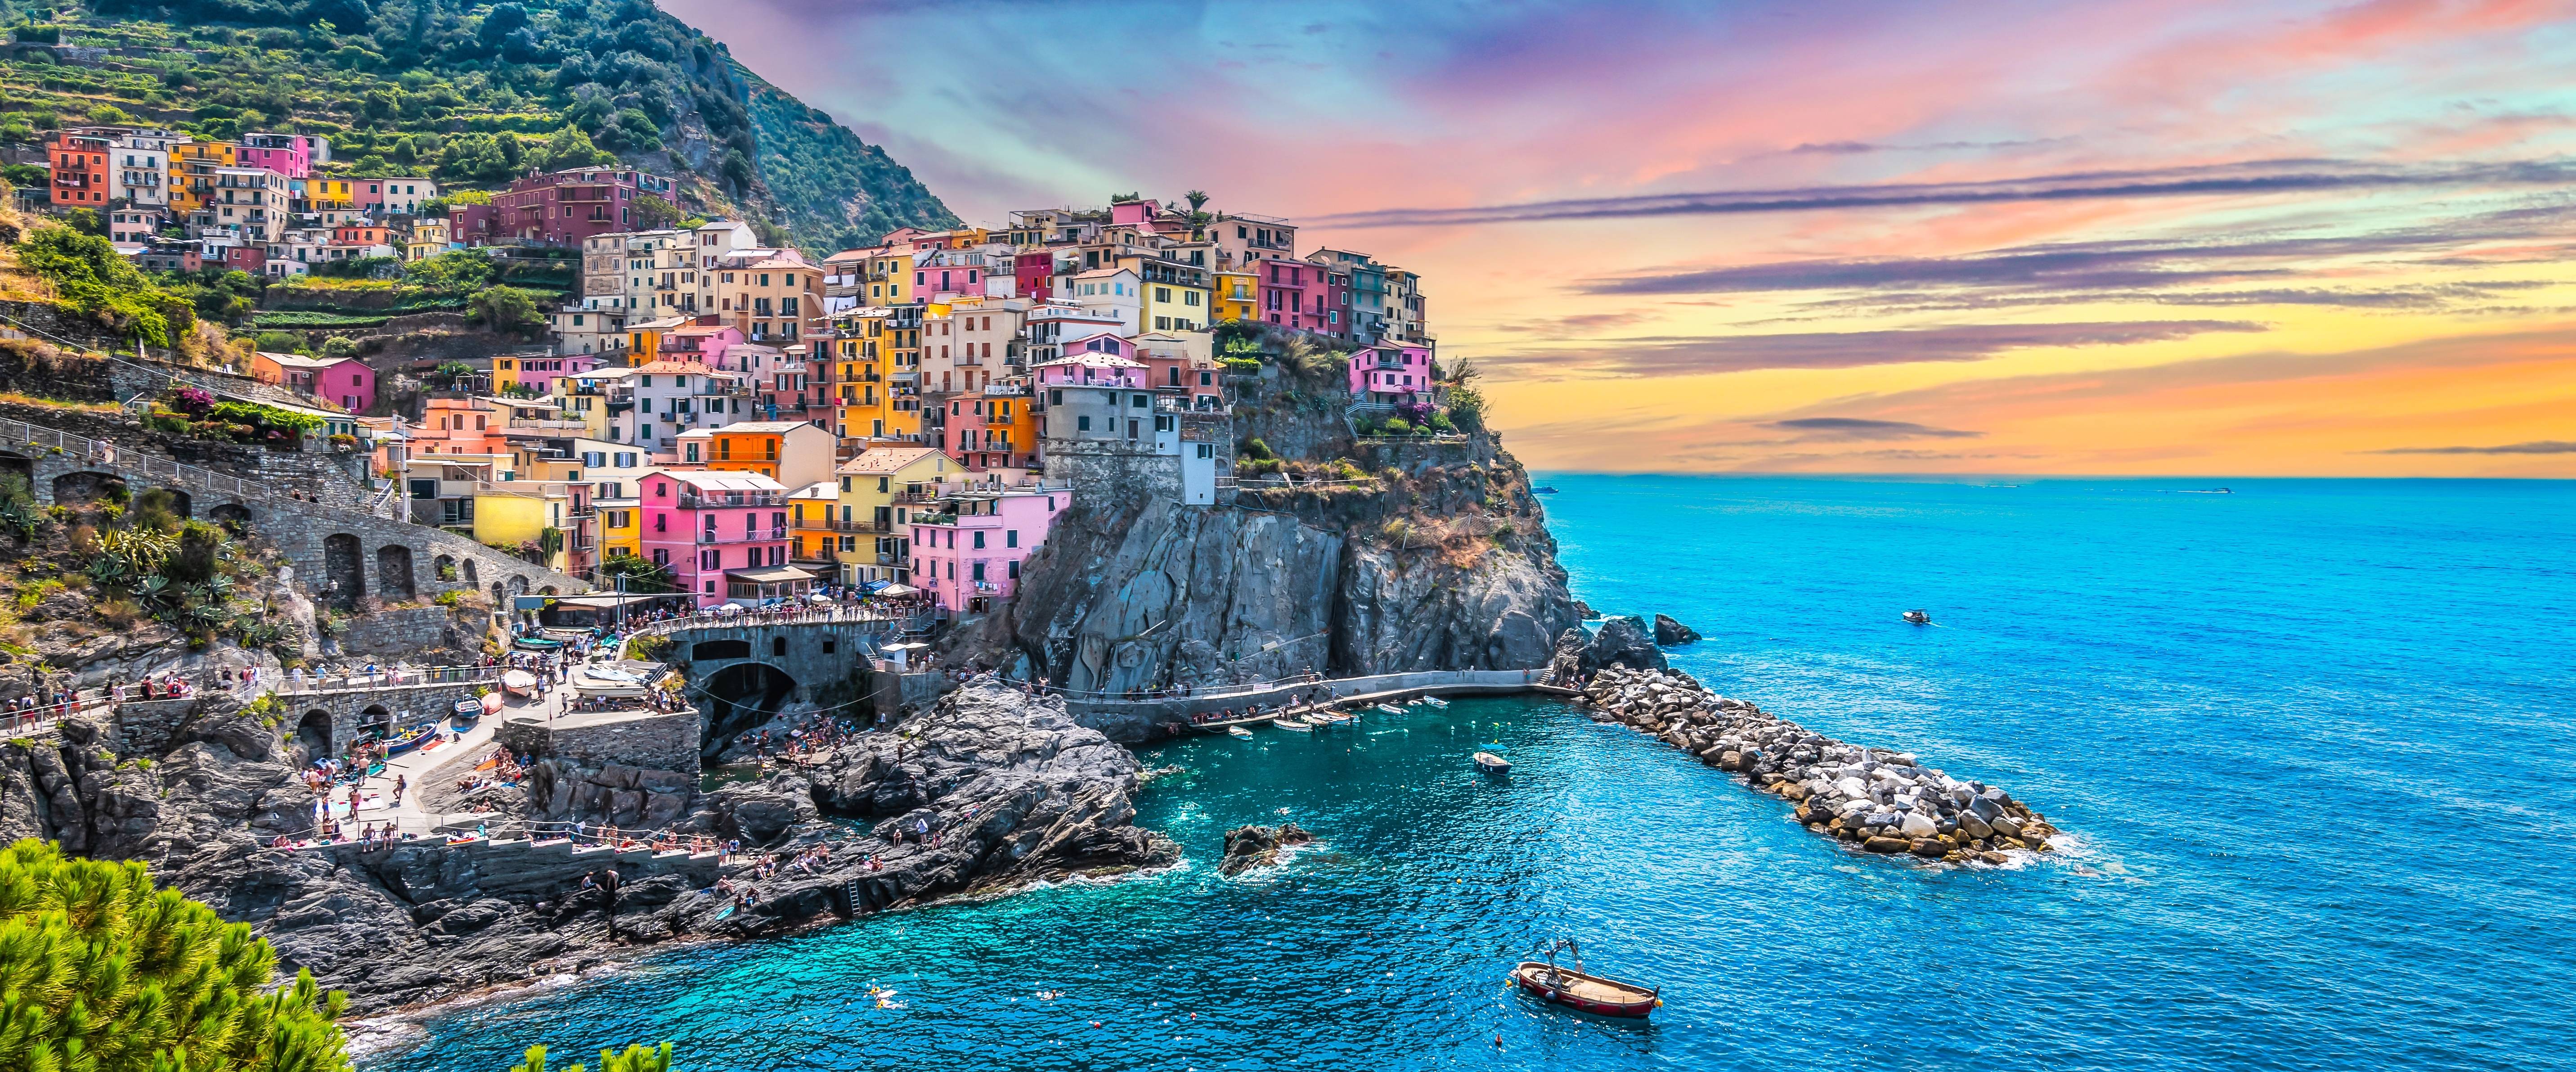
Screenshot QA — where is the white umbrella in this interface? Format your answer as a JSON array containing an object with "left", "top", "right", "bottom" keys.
[
  {"left": 714, "top": 602, "right": 745, "bottom": 615},
  {"left": 808, "top": 593, "right": 836, "bottom": 604},
  {"left": 879, "top": 584, "right": 920, "bottom": 597}
]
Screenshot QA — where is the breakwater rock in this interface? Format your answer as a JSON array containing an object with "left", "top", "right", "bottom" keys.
[
  {"left": 1574, "top": 666, "right": 2060, "bottom": 864},
  {"left": 1217, "top": 822, "right": 1312, "bottom": 876},
  {"left": 1653, "top": 614, "right": 1701, "bottom": 645}
]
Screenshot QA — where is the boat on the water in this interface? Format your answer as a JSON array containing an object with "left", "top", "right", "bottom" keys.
[
  {"left": 1229, "top": 725, "right": 1253, "bottom": 739},
  {"left": 1422, "top": 696, "right": 1450, "bottom": 709},
  {"left": 1474, "top": 751, "right": 1511, "bottom": 773},
  {"left": 1274, "top": 717, "right": 1314, "bottom": 732},
  {"left": 1903, "top": 609, "right": 1932, "bottom": 625},
  {"left": 1511, "top": 939, "right": 1659, "bottom": 1018},
  {"left": 1533, "top": 486, "right": 1560, "bottom": 495},
  {"left": 1373, "top": 703, "right": 1405, "bottom": 716}
]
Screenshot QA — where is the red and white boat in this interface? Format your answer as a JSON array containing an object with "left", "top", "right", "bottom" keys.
[{"left": 1510, "top": 940, "right": 1660, "bottom": 1018}]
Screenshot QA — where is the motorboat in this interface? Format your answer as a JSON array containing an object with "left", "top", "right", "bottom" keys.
[
  {"left": 1474, "top": 751, "right": 1512, "bottom": 774},
  {"left": 1421, "top": 696, "right": 1450, "bottom": 709},
  {"left": 1903, "top": 609, "right": 1932, "bottom": 625},
  {"left": 1373, "top": 703, "right": 1406, "bottom": 716},
  {"left": 1533, "top": 486, "right": 1560, "bottom": 495},
  {"left": 1229, "top": 725, "right": 1253, "bottom": 739},
  {"left": 1273, "top": 717, "right": 1314, "bottom": 732},
  {"left": 1511, "top": 939, "right": 1660, "bottom": 1018}
]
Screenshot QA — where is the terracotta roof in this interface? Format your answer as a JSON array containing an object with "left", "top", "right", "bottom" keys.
[{"left": 836, "top": 447, "right": 941, "bottom": 474}]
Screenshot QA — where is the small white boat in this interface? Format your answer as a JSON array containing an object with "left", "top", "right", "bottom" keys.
[
  {"left": 1274, "top": 717, "right": 1314, "bottom": 732},
  {"left": 1229, "top": 725, "right": 1253, "bottom": 739},
  {"left": 1422, "top": 696, "right": 1450, "bottom": 709},
  {"left": 1475, "top": 752, "right": 1512, "bottom": 773},
  {"left": 1373, "top": 703, "right": 1405, "bottom": 716},
  {"left": 1903, "top": 609, "right": 1932, "bottom": 625}
]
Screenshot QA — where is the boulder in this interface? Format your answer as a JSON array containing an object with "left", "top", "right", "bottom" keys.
[
  {"left": 1861, "top": 836, "right": 1910, "bottom": 854},
  {"left": 1577, "top": 617, "right": 1668, "bottom": 674},
  {"left": 1652, "top": 614, "right": 1701, "bottom": 645}
]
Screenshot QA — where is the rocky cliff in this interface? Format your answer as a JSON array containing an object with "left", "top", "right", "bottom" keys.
[
  {"left": 1, "top": 680, "right": 1172, "bottom": 1013},
  {"left": 972, "top": 360, "right": 1578, "bottom": 700}
]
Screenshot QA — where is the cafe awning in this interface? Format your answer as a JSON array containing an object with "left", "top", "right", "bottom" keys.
[{"left": 725, "top": 565, "right": 820, "bottom": 584}]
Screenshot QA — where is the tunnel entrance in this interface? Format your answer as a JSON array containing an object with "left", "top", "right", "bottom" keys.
[
  {"left": 296, "top": 710, "right": 333, "bottom": 760},
  {"left": 698, "top": 662, "right": 798, "bottom": 757}
]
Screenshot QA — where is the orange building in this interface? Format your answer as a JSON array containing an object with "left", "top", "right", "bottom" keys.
[
  {"left": 413, "top": 397, "right": 505, "bottom": 456},
  {"left": 45, "top": 130, "right": 112, "bottom": 207},
  {"left": 675, "top": 420, "right": 837, "bottom": 487}
]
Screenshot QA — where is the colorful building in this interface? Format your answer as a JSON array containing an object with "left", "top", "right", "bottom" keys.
[
  {"left": 494, "top": 352, "right": 605, "bottom": 396},
  {"left": 236, "top": 132, "right": 327, "bottom": 179},
  {"left": 448, "top": 167, "right": 676, "bottom": 249},
  {"left": 247, "top": 351, "right": 375, "bottom": 412},
  {"left": 1348, "top": 342, "right": 1436, "bottom": 404},
  {"left": 357, "top": 176, "right": 439, "bottom": 216},
  {"left": 675, "top": 420, "right": 837, "bottom": 487},
  {"left": 834, "top": 446, "right": 951, "bottom": 582},
  {"left": 908, "top": 485, "right": 1071, "bottom": 614},
  {"left": 637, "top": 468, "right": 799, "bottom": 606},
  {"left": 44, "top": 130, "right": 112, "bottom": 207},
  {"left": 415, "top": 396, "right": 506, "bottom": 456}
]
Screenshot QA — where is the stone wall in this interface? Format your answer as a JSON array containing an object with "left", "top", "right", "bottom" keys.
[
  {"left": 1043, "top": 443, "right": 1183, "bottom": 508},
  {"left": 278, "top": 681, "right": 489, "bottom": 756},
  {"left": 1061, "top": 667, "right": 1550, "bottom": 741},
  {"left": 664, "top": 620, "right": 898, "bottom": 706},
  {"left": 497, "top": 708, "right": 702, "bottom": 775},
  {"left": 335, "top": 605, "right": 481, "bottom": 658}
]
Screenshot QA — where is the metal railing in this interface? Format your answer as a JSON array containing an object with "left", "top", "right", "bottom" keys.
[{"left": 277, "top": 665, "right": 501, "bottom": 694}]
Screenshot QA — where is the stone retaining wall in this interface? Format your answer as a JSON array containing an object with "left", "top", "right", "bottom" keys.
[{"left": 497, "top": 708, "right": 702, "bottom": 775}]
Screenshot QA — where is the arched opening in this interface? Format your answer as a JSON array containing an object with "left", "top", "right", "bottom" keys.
[
  {"left": 296, "top": 709, "right": 333, "bottom": 759},
  {"left": 433, "top": 554, "right": 458, "bottom": 582},
  {"left": 50, "top": 471, "right": 126, "bottom": 506},
  {"left": 771, "top": 635, "right": 787, "bottom": 658},
  {"left": 358, "top": 703, "right": 392, "bottom": 740},
  {"left": 322, "top": 534, "right": 365, "bottom": 611},
  {"left": 0, "top": 451, "right": 30, "bottom": 488},
  {"left": 462, "top": 559, "right": 479, "bottom": 585},
  {"left": 539, "top": 585, "right": 558, "bottom": 595},
  {"left": 210, "top": 502, "right": 252, "bottom": 528},
  {"left": 377, "top": 545, "right": 417, "bottom": 602},
  {"left": 490, "top": 581, "right": 506, "bottom": 605},
  {"left": 508, "top": 575, "right": 528, "bottom": 596},
  {"left": 691, "top": 638, "right": 752, "bottom": 660},
  {"left": 157, "top": 488, "right": 193, "bottom": 518},
  {"left": 700, "top": 662, "right": 798, "bottom": 757}
]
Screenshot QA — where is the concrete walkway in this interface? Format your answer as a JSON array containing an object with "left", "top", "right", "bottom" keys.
[{"left": 340, "top": 678, "right": 566, "bottom": 838}]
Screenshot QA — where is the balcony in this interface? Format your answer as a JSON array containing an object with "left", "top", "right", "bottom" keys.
[{"left": 677, "top": 491, "right": 786, "bottom": 509}]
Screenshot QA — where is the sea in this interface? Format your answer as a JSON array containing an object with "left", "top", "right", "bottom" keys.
[{"left": 362, "top": 476, "right": 2576, "bottom": 1071}]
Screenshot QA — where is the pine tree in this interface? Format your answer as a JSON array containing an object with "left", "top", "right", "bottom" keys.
[
  {"left": 507, "top": 1041, "right": 673, "bottom": 1072},
  {"left": 0, "top": 839, "right": 351, "bottom": 1072}
]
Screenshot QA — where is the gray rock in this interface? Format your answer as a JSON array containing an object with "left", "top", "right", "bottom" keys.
[
  {"left": 1576, "top": 617, "right": 1667, "bottom": 674},
  {"left": 1652, "top": 614, "right": 1701, "bottom": 645}
]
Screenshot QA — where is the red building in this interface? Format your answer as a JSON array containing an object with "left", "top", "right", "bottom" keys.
[
  {"left": 1014, "top": 251, "right": 1056, "bottom": 301},
  {"left": 45, "top": 131, "right": 112, "bottom": 206},
  {"left": 447, "top": 167, "right": 677, "bottom": 248}
]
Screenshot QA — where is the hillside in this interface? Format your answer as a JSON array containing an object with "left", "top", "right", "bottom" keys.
[{"left": 0, "top": 0, "right": 957, "bottom": 252}]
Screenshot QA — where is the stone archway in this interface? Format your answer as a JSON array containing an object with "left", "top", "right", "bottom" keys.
[
  {"left": 462, "top": 558, "right": 479, "bottom": 585},
  {"left": 432, "top": 554, "right": 458, "bottom": 582},
  {"left": 508, "top": 575, "right": 528, "bottom": 597},
  {"left": 490, "top": 581, "right": 506, "bottom": 605},
  {"left": 358, "top": 703, "right": 392, "bottom": 736},
  {"left": 322, "top": 534, "right": 365, "bottom": 611},
  {"left": 0, "top": 451, "right": 29, "bottom": 489},
  {"left": 155, "top": 488, "right": 192, "bottom": 518},
  {"left": 539, "top": 585, "right": 558, "bottom": 595},
  {"left": 210, "top": 502, "right": 252, "bottom": 527},
  {"left": 376, "top": 545, "right": 416, "bottom": 601},
  {"left": 50, "top": 471, "right": 126, "bottom": 505},
  {"left": 296, "top": 709, "right": 333, "bottom": 758},
  {"left": 700, "top": 662, "right": 799, "bottom": 757}
]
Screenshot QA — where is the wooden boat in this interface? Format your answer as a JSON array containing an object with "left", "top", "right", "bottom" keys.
[
  {"left": 381, "top": 725, "right": 434, "bottom": 755},
  {"left": 1373, "top": 703, "right": 1405, "bottom": 716},
  {"left": 451, "top": 699, "right": 482, "bottom": 725},
  {"left": 1229, "top": 725, "right": 1253, "bottom": 739},
  {"left": 1474, "top": 751, "right": 1511, "bottom": 773},
  {"left": 502, "top": 668, "right": 541, "bottom": 697},
  {"left": 1421, "top": 696, "right": 1450, "bottom": 708},
  {"left": 1511, "top": 940, "right": 1659, "bottom": 1018},
  {"left": 1273, "top": 717, "right": 1314, "bottom": 732}
]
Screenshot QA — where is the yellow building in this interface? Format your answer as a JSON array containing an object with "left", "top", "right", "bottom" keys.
[
  {"left": 862, "top": 251, "right": 916, "bottom": 305},
  {"left": 599, "top": 497, "right": 641, "bottom": 563},
  {"left": 303, "top": 178, "right": 355, "bottom": 213},
  {"left": 405, "top": 218, "right": 449, "bottom": 261},
  {"left": 625, "top": 315, "right": 691, "bottom": 367},
  {"left": 834, "top": 446, "right": 951, "bottom": 582},
  {"left": 166, "top": 140, "right": 235, "bottom": 216},
  {"left": 788, "top": 480, "right": 841, "bottom": 568},
  {"left": 827, "top": 308, "right": 924, "bottom": 444},
  {"left": 470, "top": 486, "right": 572, "bottom": 574},
  {"left": 1212, "top": 269, "right": 1258, "bottom": 323},
  {"left": 1117, "top": 254, "right": 1214, "bottom": 333},
  {"left": 549, "top": 366, "right": 636, "bottom": 441}
]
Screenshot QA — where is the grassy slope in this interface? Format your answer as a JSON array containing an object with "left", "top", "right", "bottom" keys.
[{"left": 0, "top": 1, "right": 955, "bottom": 254}]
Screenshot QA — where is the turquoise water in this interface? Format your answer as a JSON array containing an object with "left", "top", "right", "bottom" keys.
[{"left": 366, "top": 477, "right": 2576, "bottom": 1071}]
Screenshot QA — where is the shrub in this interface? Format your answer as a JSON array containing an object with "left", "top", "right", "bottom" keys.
[
  {"left": 0, "top": 838, "right": 353, "bottom": 1072},
  {"left": 1381, "top": 417, "right": 1413, "bottom": 436},
  {"left": 320, "top": 335, "right": 362, "bottom": 358}
]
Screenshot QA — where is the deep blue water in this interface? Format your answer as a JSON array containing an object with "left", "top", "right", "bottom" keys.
[{"left": 365, "top": 476, "right": 2576, "bottom": 1071}]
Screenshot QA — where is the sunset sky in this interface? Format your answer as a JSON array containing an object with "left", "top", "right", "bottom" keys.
[{"left": 666, "top": 0, "right": 2576, "bottom": 475}]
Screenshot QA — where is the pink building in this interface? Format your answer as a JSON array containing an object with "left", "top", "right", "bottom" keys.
[
  {"left": 1259, "top": 259, "right": 1330, "bottom": 333},
  {"left": 638, "top": 469, "right": 799, "bottom": 607},
  {"left": 500, "top": 352, "right": 604, "bottom": 395},
  {"left": 238, "top": 133, "right": 327, "bottom": 179},
  {"left": 664, "top": 319, "right": 747, "bottom": 370},
  {"left": 449, "top": 167, "right": 677, "bottom": 249},
  {"left": 909, "top": 485, "right": 1071, "bottom": 614},
  {"left": 1014, "top": 251, "right": 1056, "bottom": 301},
  {"left": 1108, "top": 198, "right": 1160, "bottom": 225},
  {"left": 248, "top": 351, "right": 375, "bottom": 412},
  {"left": 1349, "top": 341, "right": 1434, "bottom": 404}
]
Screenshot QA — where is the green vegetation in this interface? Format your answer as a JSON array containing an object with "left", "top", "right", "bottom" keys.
[
  {"left": 596, "top": 554, "right": 676, "bottom": 593},
  {"left": 144, "top": 386, "right": 326, "bottom": 442},
  {"left": 507, "top": 1041, "right": 673, "bottom": 1072},
  {"left": 1, "top": 2, "right": 956, "bottom": 253},
  {"left": 247, "top": 309, "right": 391, "bottom": 329},
  {"left": 12, "top": 223, "right": 195, "bottom": 344},
  {"left": 0, "top": 838, "right": 351, "bottom": 1072}
]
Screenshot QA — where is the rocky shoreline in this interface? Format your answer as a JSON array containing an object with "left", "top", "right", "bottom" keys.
[
  {"left": 49, "top": 679, "right": 1174, "bottom": 1015},
  {"left": 1571, "top": 664, "right": 2061, "bottom": 863}
]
